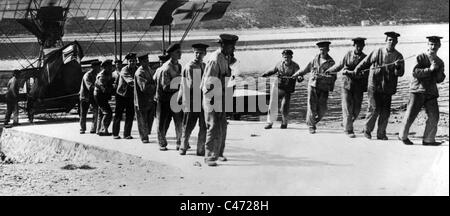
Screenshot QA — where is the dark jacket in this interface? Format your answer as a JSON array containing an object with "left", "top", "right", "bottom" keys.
[
  {"left": 355, "top": 47, "right": 404, "bottom": 95},
  {"left": 294, "top": 54, "right": 336, "bottom": 92},
  {"left": 6, "top": 77, "right": 20, "bottom": 102},
  {"left": 179, "top": 60, "right": 205, "bottom": 111},
  {"left": 410, "top": 53, "right": 446, "bottom": 97},
  {"left": 158, "top": 60, "right": 182, "bottom": 102},
  {"left": 94, "top": 70, "right": 114, "bottom": 99},
  {"left": 116, "top": 65, "right": 136, "bottom": 98},
  {"left": 326, "top": 50, "right": 368, "bottom": 92},
  {"left": 134, "top": 65, "right": 157, "bottom": 110},
  {"left": 79, "top": 69, "right": 98, "bottom": 102},
  {"left": 262, "top": 60, "right": 300, "bottom": 93}
]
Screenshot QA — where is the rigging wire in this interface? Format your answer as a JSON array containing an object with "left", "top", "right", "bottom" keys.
[
  {"left": 69, "top": 0, "right": 120, "bottom": 57},
  {"left": 180, "top": 1, "right": 208, "bottom": 44},
  {"left": 0, "top": 28, "right": 35, "bottom": 69}
]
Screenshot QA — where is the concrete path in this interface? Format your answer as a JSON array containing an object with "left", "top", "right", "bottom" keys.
[{"left": 7, "top": 120, "right": 449, "bottom": 196}]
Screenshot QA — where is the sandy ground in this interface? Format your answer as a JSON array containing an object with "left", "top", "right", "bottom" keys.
[{"left": 0, "top": 111, "right": 448, "bottom": 196}]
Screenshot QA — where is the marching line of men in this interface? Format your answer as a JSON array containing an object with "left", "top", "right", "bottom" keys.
[
  {"left": 264, "top": 32, "right": 446, "bottom": 146},
  {"left": 78, "top": 33, "right": 238, "bottom": 166}
]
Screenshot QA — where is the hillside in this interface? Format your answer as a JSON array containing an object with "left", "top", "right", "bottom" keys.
[
  {"left": 0, "top": 0, "right": 448, "bottom": 35},
  {"left": 198, "top": 0, "right": 449, "bottom": 29}
]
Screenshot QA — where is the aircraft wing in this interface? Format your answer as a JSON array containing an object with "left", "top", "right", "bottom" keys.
[{"left": 0, "top": 0, "right": 231, "bottom": 24}]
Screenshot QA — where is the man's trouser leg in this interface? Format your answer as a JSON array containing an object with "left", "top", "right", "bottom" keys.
[
  {"left": 123, "top": 97, "right": 135, "bottom": 137},
  {"left": 147, "top": 101, "right": 156, "bottom": 135},
  {"left": 5, "top": 100, "right": 19, "bottom": 125},
  {"left": 97, "top": 97, "right": 112, "bottom": 133},
  {"left": 196, "top": 110, "right": 207, "bottom": 155},
  {"left": 90, "top": 101, "right": 99, "bottom": 133},
  {"left": 5, "top": 101, "right": 13, "bottom": 124},
  {"left": 341, "top": 88, "right": 354, "bottom": 133},
  {"left": 377, "top": 93, "right": 392, "bottom": 138},
  {"left": 12, "top": 101, "right": 19, "bottom": 124},
  {"left": 423, "top": 95, "right": 439, "bottom": 143},
  {"left": 157, "top": 100, "right": 171, "bottom": 147},
  {"left": 173, "top": 111, "right": 184, "bottom": 147},
  {"left": 181, "top": 112, "right": 198, "bottom": 151},
  {"left": 135, "top": 106, "right": 149, "bottom": 141},
  {"left": 399, "top": 93, "right": 424, "bottom": 140},
  {"left": 316, "top": 89, "right": 329, "bottom": 123},
  {"left": 352, "top": 88, "right": 364, "bottom": 126},
  {"left": 79, "top": 100, "right": 89, "bottom": 132},
  {"left": 218, "top": 112, "right": 228, "bottom": 157},
  {"left": 306, "top": 86, "right": 319, "bottom": 129},
  {"left": 280, "top": 92, "right": 291, "bottom": 125},
  {"left": 204, "top": 110, "right": 221, "bottom": 161},
  {"left": 112, "top": 95, "right": 125, "bottom": 136},
  {"left": 96, "top": 110, "right": 103, "bottom": 133},
  {"left": 266, "top": 84, "right": 279, "bottom": 124},
  {"left": 365, "top": 89, "right": 381, "bottom": 134}
]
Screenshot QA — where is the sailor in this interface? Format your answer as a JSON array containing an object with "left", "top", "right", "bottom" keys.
[
  {"left": 4, "top": 70, "right": 21, "bottom": 126},
  {"left": 134, "top": 53, "right": 157, "bottom": 144},
  {"left": 113, "top": 53, "right": 137, "bottom": 139},
  {"left": 94, "top": 59, "right": 115, "bottom": 136},
  {"left": 398, "top": 36, "right": 446, "bottom": 146},
  {"left": 200, "top": 33, "right": 238, "bottom": 166},
  {"left": 292, "top": 41, "right": 336, "bottom": 134},
  {"left": 79, "top": 60, "right": 101, "bottom": 134},
  {"left": 157, "top": 44, "right": 183, "bottom": 151},
  {"left": 178, "top": 43, "right": 209, "bottom": 156},
  {"left": 354, "top": 32, "right": 405, "bottom": 140},
  {"left": 112, "top": 59, "right": 123, "bottom": 90},
  {"left": 325, "top": 37, "right": 368, "bottom": 138},
  {"left": 262, "top": 49, "right": 300, "bottom": 129}
]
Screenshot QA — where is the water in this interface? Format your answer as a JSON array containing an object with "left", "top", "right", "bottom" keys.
[{"left": 1, "top": 24, "right": 449, "bottom": 122}]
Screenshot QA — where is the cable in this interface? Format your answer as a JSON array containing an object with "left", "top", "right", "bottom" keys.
[
  {"left": 0, "top": 28, "right": 36, "bottom": 69},
  {"left": 180, "top": 0, "right": 208, "bottom": 44},
  {"left": 69, "top": 0, "right": 120, "bottom": 56}
]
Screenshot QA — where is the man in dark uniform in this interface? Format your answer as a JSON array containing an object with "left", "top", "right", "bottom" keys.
[
  {"left": 94, "top": 60, "right": 115, "bottom": 136},
  {"left": 113, "top": 53, "right": 137, "bottom": 139},
  {"left": 134, "top": 53, "right": 157, "bottom": 144},
  {"left": 325, "top": 38, "right": 368, "bottom": 138},
  {"left": 157, "top": 44, "right": 183, "bottom": 151},
  {"left": 79, "top": 60, "right": 101, "bottom": 134},
  {"left": 178, "top": 43, "right": 209, "bottom": 156},
  {"left": 4, "top": 70, "right": 21, "bottom": 126},
  {"left": 293, "top": 41, "right": 336, "bottom": 134},
  {"left": 200, "top": 34, "right": 238, "bottom": 166},
  {"left": 354, "top": 32, "right": 405, "bottom": 140},
  {"left": 399, "top": 36, "right": 446, "bottom": 146},
  {"left": 262, "top": 49, "right": 300, "bottom": 129},
  {"left": 112, "top": 59, "right": 123, "bottom": 90}
]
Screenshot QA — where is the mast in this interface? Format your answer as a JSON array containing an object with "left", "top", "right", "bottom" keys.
[
  {"left": 162, "top": 25, "right": 166, "bottom": 54},
  {"left": 114, "top": 8, "right": 118, "bottom": 62},
  {"left": 119, "top": 0, "right": 123, "bottom": 61}
]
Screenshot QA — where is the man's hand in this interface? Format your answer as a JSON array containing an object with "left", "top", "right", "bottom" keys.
[
  {"left": 429, "top": 62, "right": 438, "bottom": 72},
  {"left": 394, "top": 60, "right": 402, "bottom": 69}
]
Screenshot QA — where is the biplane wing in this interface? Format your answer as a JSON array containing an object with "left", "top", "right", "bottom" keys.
[{"left": 0, "top": 0, "right": 231, "bottom": 25}]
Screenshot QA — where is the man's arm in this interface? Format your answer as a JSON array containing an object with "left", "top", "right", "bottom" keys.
[
  {"left": 325, "top": 54, "right": 346, "bottom": 75},
  {"left": 436, "top": 60, "right": 446, "bottom": 83},
  {"left": 394, "top": 53, "right": 405, "bottom": 77},
  {"left": 293, "top": 61, "right": 312, "bottom": 77},
  {"left": 84, "top": 74, "right": 95, "bottom": 92},
  {"left": 202, "top": 60, "right": 220, "bottom": 92},
  {"left": 354, "top": 51, "right": 374, "bottom": 76},
  {"left": 121, "top": 67, "right": 134, "bottom": 87},
  {"left": 261, "top": 64, "right": 279, "bottom": 77}
]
